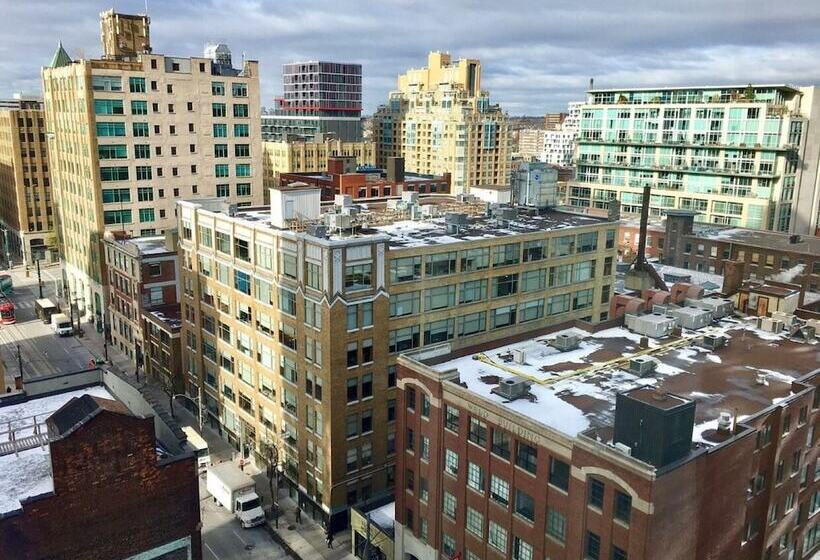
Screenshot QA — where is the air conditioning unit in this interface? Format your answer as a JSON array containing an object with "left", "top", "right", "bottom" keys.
[
  {"left": 491, "top": 377, "right": 532, "bottom": 401},
  {"left": 613, "top": 442, "right": 632, "bottom": 456},
  {"left": 512, "top": 348, "right": 527, "bottom": 364},
  {"left": 698, "top": 334, "right": 727, "bottom": 350},
  {"left": 549, "top": 333, "right": 580, "bottom": 352},
  {"left": 306, "top": 224, "right": 328, "bottom": 239},
  {"left": 325, "top": 213, "right": 352, "bottom": 230},
  {"left": 628, "top": 357, "right": 657, "bottom": 376}
]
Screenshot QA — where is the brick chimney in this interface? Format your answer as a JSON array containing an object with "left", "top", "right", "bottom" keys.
[{"left": 721, "top": 260, "right": 746, "bottom": 296}]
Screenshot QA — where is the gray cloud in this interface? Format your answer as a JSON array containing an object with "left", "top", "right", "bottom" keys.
[{"left": 2, "top": 0, "right": 820, "bottom": 114}]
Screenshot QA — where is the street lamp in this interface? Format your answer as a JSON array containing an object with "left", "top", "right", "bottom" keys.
[{"left": 169, "top": 388, "right": 204, "bottom": 431}]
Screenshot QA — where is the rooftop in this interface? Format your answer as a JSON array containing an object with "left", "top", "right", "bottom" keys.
[
  {"left": 426, "top": 318, "right": 818, "bottom": 445},
  {"left": 145, "top": 303, "right": 182, "bottom": 331},
  {"left": 105, "top": 234, "right": 173, "bottom": 256},
  {"left": 691, "top": 226, "right": 820, "bottom": 256},
  {"left": 223, "top": 196, "right": 610, "bottom": 249},
  {"left": 0, "top": 386, "right": 114, "bottom": 515},
  {"left": 587, "top": 84, "right": 800, "bottom": 94}
]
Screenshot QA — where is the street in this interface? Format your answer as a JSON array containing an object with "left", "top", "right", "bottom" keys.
[{"left": 0, "top": 265, "right": 96, "bottom": 380}]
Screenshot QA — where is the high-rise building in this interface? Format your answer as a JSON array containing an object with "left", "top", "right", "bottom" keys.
[
  {"left": 544, "top": 111, "right": 568, "bottom": 131},
  {"left": 0, "top": 95, "right": 55, "bottom": 265},
  {"left": 515, "top": 128, "right": 546, "bottom": 161},
  {"left": 373, "top": 52, "right": 511, "bottom": 194},
  {"left": 393, "top": 297, "right": 820, "bottom": 560},
  {"left": 541, "top": 101, "right": 582, "bottom": 167},
  {"left": 262, "top": 61, "right": 363, "bottom": 142},
  {"left": 177, "top": 190, "right": 617, "bottom": 530},
  {"left": 568, "top": 85, "right": 820, "bottom": 234},
  {"left": 42, "top": 11, "right": 263, "bottom": 322}
]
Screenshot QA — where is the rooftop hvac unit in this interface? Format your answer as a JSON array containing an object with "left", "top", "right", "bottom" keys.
[
  {"left": 697, "top": 334, "right": 727, "bottom": 350},
  {"left": 325, "top": 213, "right": 352, "bottom": 230},
  {"left": 628, "top": 357, "right": 657, "bottom": 376},
  {"left": 444, "top": 212, "right": 469, "bottom": 226},
  {"left": 613, "top": 442, "right": 632, "bottom": 456},
  {"left": 421, "top": 204, "right": 439, "bottom": 217},
  {"left": 492, "top": 207, "right": 518, "bottom": 222},
  {"left": 758, "top": 317, "right": 784, "bottom": 334},
  {"left": 456, "top": 193, "right": 476, "bottom": 203},
  {"left": 512, "top": 348, "right": 527, "bottom": 364},
  {"left": 408, "top": 204, "right": 422, "bottom": 221},
  {"left": 549, "top": 333, "right": 580, "bottom": 352},
  {"left": 402, "top": 191, "right": 419, "bottom": 205},
  {"left": 341, "top": 205, "right": 359, "bottom": 217},
  {"left": 491, "top": 376, "right": 532, "bottom": 401},
  {"left": 789, "top": 324, "right": 816, "bottom": 342},
  {"left": 334, "top": 194, "right": 353, "bottom": 208},
  {"left": 306, "top": 224, "right": 328, "bottom": 239},
  {"left": 386, "top": 199, "right": 401, "bottom": 211}
]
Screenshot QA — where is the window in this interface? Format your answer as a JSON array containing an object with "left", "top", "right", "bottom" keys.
[
  {"left": 551, "top": 235, "right": 574, "bottom": 256},
  {"left": 103, "top": 210, "right": 132, "bottom": 225},
  {"left": 549, "top": 457, "right": 570, "bottom": 491},
  {"left": 128, "top": 76, "right": 146, "bottom": 93},
  {"left": 492, "top": 274, "right": 518, "bottom": 297},
  {"left": 390, "top": 256, "right": 421, "bottom": 282},
  {"left": 133, "top": 122, "right": 149, "bottom": 137},
  {"left": 235, "top": 144, "right": 250, "bottom": 157},
  {"left": 586, "top": 531, "right": 601, "bottom": 560},
  {"left": 407, "top": 388, "right": 416, "bottom": 410},
  {"left": 459, "top": 279, "right": 487, "bottom": 305},
  {"left": 101, "top": 188, "right": 130, "bottom": 203},
  {"left": 234, "top": 270, "right": 251, "bottom": 295},
  {"left": 134, "top": 144, "right": 150, "bottom": 159},
  {"left": 442, "top": 492, "right": 457, "bottom": 519},
  {"left": 233, "top": 104, "right": 249, "bottom": 117},
  {"left": 466, "top": 507, "right": 484, "bottom": 537},
  {"left": 212, "top": 103, "right": 226, "bottom": 117},
  {"left": 390, "top": 291, "right": 420, "bottom": 317},
  {"left": 97, "top": 122, "right": 126, "bottom": 137},
  {"left": 279, "top": 288, "right": 296, "bottom": 315},
  {"left": 612, "top": 546, "right": 628, "bottom": 560},
  {"left": 550, "top": 263, "right": 573, "bottom": 287},
  {"left": 100, "top": 166, "right": 129, "bottom": 182},
  {"left": 588, "top": 478, "right": 605, "bottom": 509},
  {"left": 573, "top": 288, "right": 594, "bottom": 310},
  {"left": 445, "top": 449, "right": 458, "bottom": 476},
  {"left": 523, "top": 239, "right": 546, "bottom": 262},
  {"left": 445, "top": 405, "right": 460, "bottom": 433},
  {"left": 215, "top": 144, "right": 228, "bottom": 158},
  {"left": 232, "top": 82, "right": 248, "bottom": 97},
  {"left": 488, "top": 521, "right": 508, "bottom": 553},
  {"left": 490, "top": 474, "right": 509, "bottom": 506},
  {"left": 469, "top": 417, "right": 488, "bottom": 447},
  {"left": 491, "top": 305, "right": 517, "bottom": 329},
  {"left": 234, "top": 123, "right": 250, "bottom": 137},
  {"left": 344, "top": 263, "right": 371, "bottom": 290},
  {"left": 516, "top": 441, "right": 538, "bottom": 474},
  {"left": 577, "top": 231, "right": 598, "bottom": 253},
  {"left": 493, "top": 243, "right": 520, "bottom": 267},
  {"left": 513, "top": 537, "right": 533, "bottom": 560},
  {"left": 215, "top": 164, "right": 229, "bottom": 178},
  {"left": 458, "top": 311, "right": 486, "bottom": 337},
  {"left": 515, "top": 489, "right": 535, "bottom": 522},
  {"left": 442, "top": 534, "right": 456, "bottom": 557},
  {"left": 519, "top": 299, "right": 544, "bottom": 323},
  {"left": 236, "top": 163, "right": 251, "bottom": 177},
  {"left": 139, "top": 208, "right": 155, "bottom": 223},
  {"left": 212, "top": 81, "right": 225, "bottom": 95},
  {"left": 137, "top": 187, "right": 153, "bottom": 202},
  {"left": 546, "top": 508, "right": 566, "bottom": 542},
  {"left": 615, "top": 490, "right": 632, "bottom": 523},
  {"left": 389, "top": 325, "right": 419, "bottom": 353},
  {"left": 425, "top": 252, "right": 457, "bottom": 277},
  {"left": 94, "top": 99, "right": 124, "bottom": 115},
  {"left": 461, "top": 247, "right": 490, "bottom": 271},
  {"left": 425, "top": 285, "right": 456, "bottom": 310},
  {"left": 575, "top": 260, "right": 595, "bottom": 282},
  {"left": 213, "top": 123, "right": 227, "bottom": 137},
  {"left": 521, "top": 269, "right": 546, "bottom": 292},
  {"left": 420, "top": 393, "right": 430, "bottom": 417},
  {"left": 467, "top": 462, "right": 485, "bottom": 492}
]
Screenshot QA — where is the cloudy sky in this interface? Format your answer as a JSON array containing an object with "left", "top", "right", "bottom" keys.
[{"left": 3, "top": 0, "right": 820, "bottom": 115}]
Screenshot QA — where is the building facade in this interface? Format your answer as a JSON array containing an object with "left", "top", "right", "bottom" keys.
[
  {"left": 394, "top": 313, "right": 820, "bottom": 560},
  {"left": 373, "top": 52, "right": 512, "bottom": 194},
  {"left": 541, "top": 101, "right": 582, "bottom": 167},
  {"left": 104, "top": 231, "right": 179, "bottom": 368},
  {"left": 515, "top": 128, "right": 546, "bottom": 161},
  {"left": 568, "top": 85, "right": 820, "bottom": 234},
  {"left": 177, "top": 191, "right": 617, "bottom": 530},
  {"left": 143, "top": 303, "right": 183, "bottom": 394},
  {"left": 41, "top": 11, "right": 263, "bottom": 322},
  {"left": 262, "top": 139, "right": 376, "bottom": 189},
  {"left": 0, "top": 97, "right": 55, "bottom": 265},
  {"left": 262, "top": 61, "right": 363, "bottom": 142}
]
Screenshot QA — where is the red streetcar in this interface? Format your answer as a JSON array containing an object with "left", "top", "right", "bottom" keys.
[{"left": 0, "top": 296, "right": 15, "bottom": 324}]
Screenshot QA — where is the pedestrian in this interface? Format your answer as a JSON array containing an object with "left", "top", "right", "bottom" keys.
[
  {"left": 239, "top": 458, "right": 245, "bottom": 472},
  {"left": 295, "top": 507, "right": 301, "bottom": 523}
]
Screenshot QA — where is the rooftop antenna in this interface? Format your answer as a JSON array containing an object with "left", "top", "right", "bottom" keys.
[
  {"left": 144, "top": 0, "right": 149, "bottom": 15},
  {"left": 589, "top": 77, "right": 594, "bottom": 91}
]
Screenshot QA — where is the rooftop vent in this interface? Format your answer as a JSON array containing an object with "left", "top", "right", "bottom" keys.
[
  {"left": 628, "top": 357, "right": 657, "bottom": 376},
  {"left": 325, "top": 213, "right": 352, "bottom": 231},
  {"left": 697, "top": 334, "right": 727, "bottom": 350},
  {"left": 307, "top": 224, "right": 328, "bottom": 239},
  {"left": 717, "top": 412, "right": 732, "bottom": 433},
  {"left": 445, "top": 212, "right": 469, "bottom": 234},
  {"left": 402, "top": 191, "right": 419, "bottom": 205},
  {"left": 335, "top": 194, "right": 352, "bottom": 208},
  {"left": 491, "top": 376, "right": 532, "bottom": 401},
  {"left": 512, "top": 348, "right": 527, "bottom": 364},
  {"left": 549, "top": 333, "right": 580, "bottom": 352},
  {"left": 756, "top": 373, "right": 769, "bottom": 386}
]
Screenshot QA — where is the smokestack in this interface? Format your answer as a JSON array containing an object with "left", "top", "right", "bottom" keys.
[
  {"left": 589, "top": 77, "right": 594, "bottom": 91},
  {"left": 636, "top": 184, "right": 651, "bottom": 268},
  {"left": 721, "top": 260, "right": 746, "bottom": 296}
]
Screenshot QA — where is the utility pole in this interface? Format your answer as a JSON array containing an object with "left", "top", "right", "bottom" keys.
[{"left": 35, "top": 258, "right": 43, "bottom": 299}]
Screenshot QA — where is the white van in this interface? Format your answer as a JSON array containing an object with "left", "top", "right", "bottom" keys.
[
  {"left": 182, "top": 426, "right": 211, "bottom": 471},
  {"left": 51, "top": 313, "right": 73, "bottom": 336}
]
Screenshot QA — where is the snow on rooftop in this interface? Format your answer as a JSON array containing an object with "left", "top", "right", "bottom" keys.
[{"left": 368, "top": 501, "right": 395, "bottom": 531}]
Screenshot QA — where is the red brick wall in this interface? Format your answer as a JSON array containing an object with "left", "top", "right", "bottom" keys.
[{"left": 0, "top": 410, "right": 201, "bottom": 560}]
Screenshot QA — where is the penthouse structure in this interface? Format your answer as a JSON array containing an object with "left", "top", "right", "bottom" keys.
[
  {"left": 177, "top": 189, "right": 618, "bottom": 529},
  {"left": 0, "top": 96, "right": 55, "bottom": 265},
  {"left": 395, "top": 302, "right": 820, "bottom": 560},
  {"left": 373, "top": 52, "right": 512, "bottom": 194},
  {"left": 42, "top": 10, "right": 263, "bottom": 323},
  {"left": 569, "top": 85, "right": 820, "bottom": 234},
  {"left": 262, "top": 61, "right": 363, "bottom": 142}
]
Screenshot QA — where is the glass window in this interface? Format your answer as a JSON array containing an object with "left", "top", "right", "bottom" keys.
[
  {"left": 100, "top": 167, "right": 129, "bottom": 181},
  {"left": 423, "top": 318, "right": 454, "bottom": 344},
  {"left": 213, "top": 123, "right": 228, "bottom": 137},
  {"left": 232, "top": 82, "right": 248, "bottom": 97},
  {"left": 389, "top": 325, "right": 419, "bottom": 353},
  {"left": 523, "top": 239, "right": 546, "bottom": 262},
  {"left": 211, "top": 82, "right": 225, "bottom": 95},
  {"left": 443, "top": 491, "right": 457, "bottom": 518},
  {"left": 490, "top": 474, "right": 509, "bottom": 506},
  {"left": 234, "top": 123, "right": 250, "bottom": 137},
  {"left": 444, "top": 448, "right": 458, "bottom": 476},
  {"left": 233, "top": 104, "right": 249, "bottom": 118},
  {"left": 492, "top": 274, "right": 518, "bottom": 297},
  {"left": 344, "top": 263, "right": 372, "bottom": 290},
  {"left": 488, "top": 521, "right": 508, "bottom": 553},
  {"left": 516, "top": 441, "right": 538, "bottom": 474},
  {"left": 425, "top": 252, "right": 457, "bottom": 277},
  {"left": 492, "top": 429, "right": 511, "bottom": 459},
  {"left": 586, "top": 531, "right": 601, "bottom": 560},
  {"left": 214, "top": 144, "right": 228, "bottom": 158},
  {"left": 425, "top": 285, "right": 456, "bottom": 310},
  {"left": 491, "top": 305, "right": 517, "bottom": 329},
  {"left": 235, "top": 144, "right": 250, "bottom": 158},
  {"left": 548, "top": 293, "right": 571, "bottom": 315},
  {"left": 466, "top": 507, "right": 484, "bottom": 538},
  {"left": 577, "top": 231, "right": 598, "bottom": 253},
  {"left": 236, "top": 163, "right": 251, "bottom": 177},
  {"left": 515, "top": 489, "right": 535, "bottom": 522},
  {"left": 519, "top": 299, "right": 544, "bottom": 323},
  {"left": 615, "top": 491, "right": 632, "bottom": 524},
  {"left": 493, "top": 243, "right": 520, "bottom": 267},
  {"left": 575, "top": 260, "right": 595, "bottom": 283},
  {"left": 132, "top": 122, "right": 149, "bottom": 137},
  {"left": 551, "top": 235, "right": 574, "bottom": 257},
  {"left": 390, "top": 291, "right": 420, "bottom": 317},
  {"left": 589, "top": 478, "right": 605, "bottom": 508},
  {"left": 94, "top": 99, "right": 124, "bottom": 115},
  {"left": 445, "top": 405, "right": 460, "bottom": 432},
  {"left": 390, "top": 256, "right": 421, "bottom": 283},
  {"left": 215, "top": 164, "right": 229, "bottom": 178},
  {"left": 134, "top": 144, "right": 150, "bottom": 159},
  {"left": 212, "top": 103, "right": 226, "bottom": 117},
  {"left": 97, "top": 122, "right": 126, "bottom": 136},
  {"left": 521, "top": 269, "right": 546, "bottom": 292},
  {"left": 549, "top": 457, "right": 570, "bottom": 491},
  {"left": 469, "top": 417, "right": 488, "bottom": 447},
  {"left": 458, "top": 311, "right": 486, "bottom": 337},
  {"left": 459, "top": 279, "right": 487, "bottom": 304},
  {"left": 546, "top": 508, "right": 566, "bottom": 542},
  {"left": 128, "top": 76, "right": 145, "bottom": 93},
  {"left": 460, "top": 247, "right": 490, "bottom": 271},
  {"left": 279, "top": 288, "right": 296, "bottom": 315},
  {"left": 131, "top": 100, "right": 147, "bottom": 115},
  {"left": 467, "top": 462, "right": 485, "bottom": 492},
  {"left": 573, "top": 288, "right": 594, "bottom": 310},
  {"left": 98, "top": 144, "right": 127, "bottom": 160},
  {"left": 138, "top": 208, "right": 155, "bottom": 223},
  {"left": 513, "top": 537, "right": 533, "bottom": 560}
]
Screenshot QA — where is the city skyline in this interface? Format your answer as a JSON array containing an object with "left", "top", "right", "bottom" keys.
[{"left": 3, "top": 0, "right": 820, "bottom": 114}]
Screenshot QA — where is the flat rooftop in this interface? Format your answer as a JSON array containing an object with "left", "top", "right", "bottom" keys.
[
  {"left": 145, "top": 303, "right": 182, "bottom": 331},
  {"left": 230, "top": 197, "right": 610, "bottom": 249},
  {"left": 692, "top": 226, "right": 820, "bottom": 256},
  {"left": 0, "top": 386, "right": 113, "bottom": 515},
  {"left": 587, "top": 84, "right": 799, "bottom": 94},
  {"left": 428, "top": 319, "right": 818, "bottom": 444}
]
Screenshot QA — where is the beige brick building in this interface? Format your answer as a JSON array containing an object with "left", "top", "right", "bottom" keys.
[
  {"left": 0, "top": 97, "right": 55, "bottom": 265},
  {"left": 262, "top": 139, "right": 376, "bottom": 192},
  {"left": 42, "top": 10, "right": 263, "bottom": 321},
  {"left": 177, "top": 189, "right": 617, "bottom": 530},
  {"left": 373, "top": 52, "right": 512, "bottom": 194}
]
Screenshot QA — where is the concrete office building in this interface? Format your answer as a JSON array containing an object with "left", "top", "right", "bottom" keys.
[
  {"left": 177, "top": 188, "right": 617, "bottom": 530},
  {"left": 394, "top": 303, "right": 820, "bottom": 560},
  {"left": 373, "top": 52, "right": 512, "bottom": 194},
  {"left": 541, "top": 101, "right": 582, "bottom": 167},
  {"left": 262, "top": 61, "right": 363, "bottom": 142},
  {"left": 262, "top": 139, "right": 376, "bottom": 189},
  {"left": 545, "top": 111, "right": 569, "bottom": 131},
  {"left": 0, "top": 96, "right": 55, "bottom": 265},
  {"left": 568, "top": 85, "right": 820, "bottom": 234},
  {"left": 516, "top": 128, "right": 547, "bottom": 161},
  {"left": 41, "top": 10, "right": 263, "bottom": 322}
]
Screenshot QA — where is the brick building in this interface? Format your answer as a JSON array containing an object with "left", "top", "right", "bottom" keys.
[
  {"left": 143, "top": 302, "right": 183, "bottom": 393},
  {"left": 279, "top": 156, "right": 450, "bottom": 201},
  {"left": 661, "top": 210, "right": 820, "bottom": 292},
  {"left": 104, "top": 230, "right": 179, "bottom": 368},
  {"left": 394, "top": 308, "right": 820, "bottom": 559},
  {"left": 0, "top": 388, "right": 201, "bottom": 559}
]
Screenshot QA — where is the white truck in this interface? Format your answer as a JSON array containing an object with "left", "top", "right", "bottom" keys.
[
  {"left": 50, "top": 313, "right": 73, "bottom": 336},
  {"left": 206, "top": 463, "right": 266, "bottom": 528}
]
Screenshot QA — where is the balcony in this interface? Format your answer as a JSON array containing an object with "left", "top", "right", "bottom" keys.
[
  {"left": 583, "top": 158, "right": 778, "bottom": 179},
  {"left": 577, "top": 136, "right": 796, "bottom": 153}
]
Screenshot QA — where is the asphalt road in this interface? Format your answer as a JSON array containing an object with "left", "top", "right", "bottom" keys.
[
  {"left": 199, "top": 473, "right": 289, "bottom": 560},
  {"left": 0, "top": 266, "right": 93, "bottom": 380}
]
